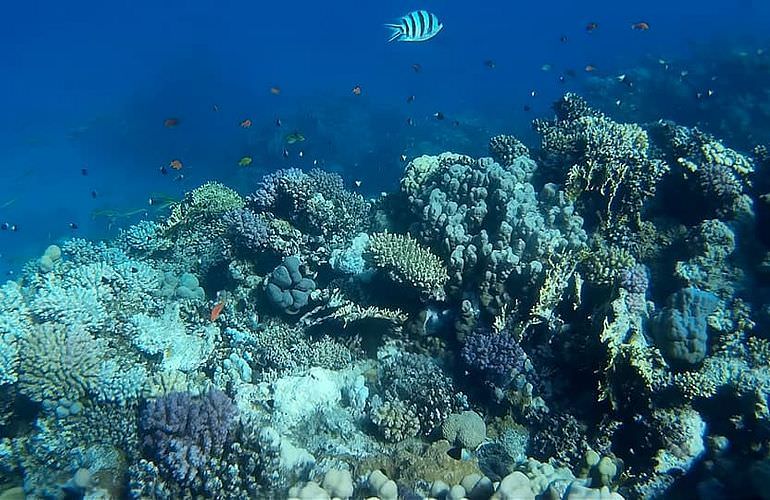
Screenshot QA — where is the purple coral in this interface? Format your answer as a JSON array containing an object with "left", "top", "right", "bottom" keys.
[
  {"left": 618, "top": 264, "right": 649, "bottom": 295},
  {"left": 246, "top": 168, "right": 307, "bottom": 211},
  {"left": 223, "top": 208, "right": 270, "bottom": 252},
  {"left": 140, "top": 388, "right": 238, "bottom": 487},
  {"left": 461, "top": 328, "right": 527, "bottom": 383}
]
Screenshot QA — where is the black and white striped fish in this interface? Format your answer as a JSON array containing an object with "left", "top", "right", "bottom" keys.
[{"left": 385, "top": 10, "right": 443, "bottom": 42}]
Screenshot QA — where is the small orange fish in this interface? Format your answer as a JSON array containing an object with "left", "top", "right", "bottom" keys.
[
  {"left": 270, "top": 86, "right": 281, "bottom": 95},
  {"left": 631, "top": 22, "right": 650, "bottom": 31},
  {"left": 352, "top": 85, "right": 362, "bottom": 96},
  {"left": 585, "top": 22, "right": 598, "bottom": 32},
  {"left": 164, "top": 117, "right": 180, "bottom": 128},
  {"left": 210, "top": 301, "right": 225, "bottom": 321},
  {"left": 169, "top": 159, "right": 183, "bottom": 170},
  {"left": 584, "top": 64, "right": 597, "bottom": 72},
  {"left": 240, "top": 119, "right": 252, "bottom": 128}
]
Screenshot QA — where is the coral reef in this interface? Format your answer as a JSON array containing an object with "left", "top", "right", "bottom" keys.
[{"left": 2, "top": 93, "right": 768, "bottom": 500}]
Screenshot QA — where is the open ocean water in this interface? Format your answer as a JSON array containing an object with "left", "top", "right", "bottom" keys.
[{"left": 1, "top": 0, "right": 770, "bottom": 498}]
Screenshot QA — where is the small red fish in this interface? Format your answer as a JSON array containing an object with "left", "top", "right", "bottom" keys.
[
  {"left": 270, "top": 86, "right": 281, "bottom": 95},
  {"left": 631, "top": 22, "right": 650, "bottom": 31},
  {"left": 352, "top": 85, "right": 362, "bottom": 96},
  {"left": 164, "top": 117, "right": 180, "bottom": 128},
  {"left": 210, "top": 301, "right": 225, "bottom": 321},
  {"left": 240, "top": 119, "right": 252, "bottom": 128},
  {"left": 169, "top": 159, "right": 183, "bottom": 170},
  {"left": 585, "top": 22, "right": 598, "bottom": 32}
]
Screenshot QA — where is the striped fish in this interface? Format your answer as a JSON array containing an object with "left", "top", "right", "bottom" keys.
[{"left": 385, "top": 10, "right": 443, "bottom": 42}]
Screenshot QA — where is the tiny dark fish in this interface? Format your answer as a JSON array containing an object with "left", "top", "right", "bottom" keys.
[
  {"left": 148, "top": 197, "right": 156, "bottom": 206},
  {"left": 69, "top": 222, "right": 78, "bottom": 230},
  {"left": 276, "top": 118, "right": 282, "bottom": 127},
  {"left": 0, "top": 222, "right": 8, "bottom": 230},
  {"left": 406, "top": 95, "right": 415, "bottom": 103},
  {"left": 560, "top": 34, "right": 568, "bottom": 43},
  {"left": 586, "top": 22, "right": 598, "bottom": 32},
  {"left": 91, "top": 190, "right": 98, "bottom": 199},
  {"left": 212, "top": 104, "right": 219, "bottom": 112},
  {"left": 353, "top": 180, "right": 363, "bottom": 188},
  {"left": 164, "top": 117, "right": 180, "bottom": 128},
  {"left": 352, "top": 85, "right": 362, "bottom": 96},
  {"left": 406, "top": 117, "right": 415, "bottom": 126},
  {"left": 412, "top": 63, "right": 422, "bottom": 73},
  {"left": 631, "top": 21, "right": 650, "bottom": 31},
  {"left": 453, "top": 120, "right": 460, "bottom": 127},
  {"left": 523, "top": 104, "right": 532, "bottom": 112},
  {"left": 558, "top": 75, "right": 566, "bottom": 83},
  {"left": 298, "top": 151, "right": 304, "bottom": 158},
  {"left": 484, "top": 60, "right": 496, "bottom": 69},
  {"left": 10, "top": 224, "right": 18, "bottom": 232},
  {"left": 400, "top": 154, "right": 408, "bottom": 162},
  {"left": 283, "top": 148, "right": 289, "bottom": 158},
  {"left": 434, "top": 111, "right": 445, "bottom": 120},
  {"left": 81, "top": 167, "right": 88, "bottom": 176},
  {"left": 160, "top": 165, "right": 168, "bottom": 175},
  {"left": 270, "top": 86, "right": 281, "bottom": 95},
  {"left": 173, "top": 174, "right": 184, "bottom": 182}
]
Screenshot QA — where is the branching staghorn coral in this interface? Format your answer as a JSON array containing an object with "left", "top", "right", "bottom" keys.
[
  {"left": 534, "top": 93, "right": 668, "bottom": 228},
  {"left": 367, "top": 232, "right": 449, "bottom": 299}
]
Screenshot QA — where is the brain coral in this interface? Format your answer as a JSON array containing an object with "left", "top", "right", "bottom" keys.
[{"left": 651, "top": 287, "right": 719, "bottom": 366}]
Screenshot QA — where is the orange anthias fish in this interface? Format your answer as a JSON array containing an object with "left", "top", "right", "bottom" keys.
[
  {"left": 240, "top": 119, "right": 252, "bottom": 128},
  {"left": 631, "top": 22, "right": 650, "bottom": 31},
  {"left": 210, "top": 301, "right": 225, "bottom": 321},
  {"left": 169, "top": 159, "right": 183, "bottom": 170},
  {"left": 164, "top": 117, "right": 180, "bottom": 128}
]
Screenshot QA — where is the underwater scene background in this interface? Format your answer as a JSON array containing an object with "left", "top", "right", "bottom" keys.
[{"left": 2, "top": 0, "right": 770, "bottom": 498}]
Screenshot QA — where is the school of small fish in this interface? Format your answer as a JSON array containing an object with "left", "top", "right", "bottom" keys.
[{"left": 4, "top": 10, "right": 683, "bottom": 245}]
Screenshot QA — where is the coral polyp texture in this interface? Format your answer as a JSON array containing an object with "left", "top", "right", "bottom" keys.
[{"left": 1, "top": 93, "right": 768, "bottom": 500}]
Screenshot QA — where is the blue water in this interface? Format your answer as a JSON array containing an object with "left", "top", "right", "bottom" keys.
[{"left": 0, "top": 0, "right": 768, "bottom": 274}]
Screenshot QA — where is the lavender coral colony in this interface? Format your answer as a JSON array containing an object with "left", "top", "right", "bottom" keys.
[{"left": 1, "top": 93, "right": 770, "bottom": 500}]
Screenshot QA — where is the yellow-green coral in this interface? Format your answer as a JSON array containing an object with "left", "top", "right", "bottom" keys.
[
  {"left": 165, "top": 182, "right": 244, "bottom": 230},
  {"left": 701, "top": 140, "right": 754, "bottom": 178},
  {"left": 582, "top": 239, "right": 636, "bottom": 288},
  {"left": 368, "top": 232, "right": 449, "bottom": 298}
]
